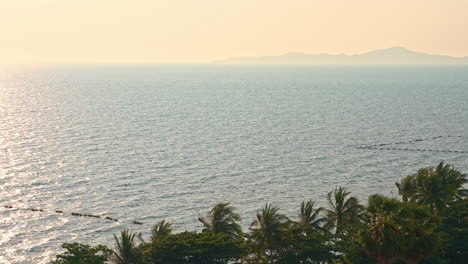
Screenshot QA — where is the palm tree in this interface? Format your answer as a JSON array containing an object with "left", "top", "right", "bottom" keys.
[
  {"left": 399, "top": 203, "right": 441, "bottom": 264},
  {"left": 110, "top": 230, "right": 144, "bottom": 264},
  {"left": 395, "top": 174, "right": 418, "bottom": 203},
  {"left": 249, "top": 203, "right": 290, "bottom": 262},
  {"left": 438, "top": 162, "right": 468, "bottom": 200},
  {"left": 296, "top": 200, "right": 326, "bottom": 234},
  {"left": 396, "top": 161, "right": 467, "bottom": 215},
  {"left": 323, "top": 187, "right": 364, "bottom": 234},
  {"left": 360, "top": 194, "right": 441, "bottom": 264},
  {"left": 359, "top": 195, "right": 403, "bottom": 264},
  {"left": 151, "top": 220, "right": 172, "bottom": 240},
  {"left": 198, "top": 202, "right": 243, "bottom": 238}
]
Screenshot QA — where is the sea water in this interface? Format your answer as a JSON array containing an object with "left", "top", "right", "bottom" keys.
[{"left": 0, "top": 65, "right": 467, "bottom": 263}]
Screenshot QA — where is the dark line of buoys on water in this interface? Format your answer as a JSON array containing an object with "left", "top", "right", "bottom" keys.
[
  {"left": 356, "top": 146, "right": 465, "bottom": 153},
  {"left": 357, "top": 135, "right": 463, "bottom": 148},
  {"left": 2, "top": 205, "right": 146, "bottom": 225}
]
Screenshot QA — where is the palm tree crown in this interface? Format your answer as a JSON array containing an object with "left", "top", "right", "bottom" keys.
[
  {"left": 324, "top": 187, "right": 364, "bottom": 234},
  {"left": 249, "top": 203, "right": 290, "bottom": 259},
  {"left": 360, "top": 194, "right": 404, "bottom": 264},
  {"left": 110, "top": 229, "right": 144, "bottom": 264},
  {"left": 396, "top": 161, "right": 467, "bottom": 215},
  {"left": 360, "top": 194, "right": 440, "bottom": 264},
  {"left": 399, "top": 203, "right": 441, "bottom": 264},
  {"left": 296, "top": 200, "right": 326, "bottom": 233},
  {"left": 198, "top": 202, "right": 243, "bottom": 238},
  {"left": 151, "top": 220, "right": 172, "bottom": 240}
]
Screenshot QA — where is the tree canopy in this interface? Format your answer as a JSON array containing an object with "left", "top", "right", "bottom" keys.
[{"left": 52, "top": 162, "right": 466, "bottom": 264}]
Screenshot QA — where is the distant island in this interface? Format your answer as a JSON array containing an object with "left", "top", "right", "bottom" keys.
[{"left": 215, "top": 47, "right": 468, "bottom": 64}]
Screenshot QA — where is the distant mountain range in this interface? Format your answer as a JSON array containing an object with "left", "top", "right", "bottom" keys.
[{"left": 215, "top": 47, "right": 468, "bottom": 64}]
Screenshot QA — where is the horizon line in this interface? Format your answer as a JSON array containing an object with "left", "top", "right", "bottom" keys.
[{"left": 2, "top": 47, "right": 468, "bottom": 66}]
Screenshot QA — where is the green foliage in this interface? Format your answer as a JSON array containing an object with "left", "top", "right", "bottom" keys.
[
  {"left": 437, "top": 198, "right": 468, "bottom": 263},
  {"left": 50, "top": 243, "right": 111, "bottom": 264},
  {"left": 278, "top": 229, "right": 336, "bottom": 264},
  {"left": 151, "top": 220, "right": 172, "bottom": 239},
  {"left": 323, "top": 187, "right": 364, "bottom": 234},
  {"left": 399, "top": 203, "right": 441, "bottom": 264},
  {"left": 249, "top": 203, "right": 290, "bottom": 261},
  {"left": 395, "top": 161, "right": 467, "bottom": 215},
  {"left": 359, "top": 195, "right": 441, "bottom": 264},
  {"left": 51, "top": 163, "right": 465, "bottom": 264},
  {"left": 295, "top": 200, "right": 327, "bottom": 234},
  {"left": 360, "top": 195, "right": 405, "bottom": 264},
  {"left": 110, "top": 229, "right": 145, "bottom": 264},
  {"left": 198, "top": 202, "right": 243, "bottom": 239},
  {"left": 334, "top": 224, "right": 377, "bottom": 264},
  {"left": 144, "top": 231, "right": 246, "bottom": 264}
]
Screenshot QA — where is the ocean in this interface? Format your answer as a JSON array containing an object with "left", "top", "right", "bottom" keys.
[{"left": 0, "top": 65, "right": 467, "bottom": 263}]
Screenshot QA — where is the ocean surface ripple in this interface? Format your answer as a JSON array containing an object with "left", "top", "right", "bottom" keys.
[{"left": 0, "top": 65, "right": 467, "bottom": 263}]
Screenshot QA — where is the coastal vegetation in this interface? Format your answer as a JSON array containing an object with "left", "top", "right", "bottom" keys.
[{"left": 51, "top": 162, "right": 467, "bottom": 264}]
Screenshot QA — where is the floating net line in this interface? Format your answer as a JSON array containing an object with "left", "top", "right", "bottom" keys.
[
  {"left": 2, "top": 205, "right": 145, "bottom": 225},
  {"left": 356, "top": 147, "right": 465, "bottom": 153},
  {"left": 365, "top": 135, "right": 461, "bottom": 147},
  {"left": 355, "top": 135, "right": 465, "bottom": 153}
]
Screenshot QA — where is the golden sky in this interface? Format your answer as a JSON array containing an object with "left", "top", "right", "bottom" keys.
[{"left": 1, "top": 0, "right": 467, "bottom": 64}]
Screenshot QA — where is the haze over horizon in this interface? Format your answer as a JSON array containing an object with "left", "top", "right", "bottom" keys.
[
  {"left": 216, "top": 46, "right": 468, "bottom": 64},
  {"left": 1, "top": 0, "right": 467, "bottom": 64}
]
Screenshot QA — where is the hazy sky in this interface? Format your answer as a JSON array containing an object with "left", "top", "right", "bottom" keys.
[{"left": 1, "top": 0, "right": 467, "bottom": 64}]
